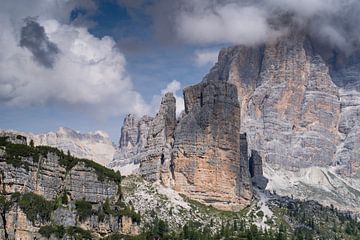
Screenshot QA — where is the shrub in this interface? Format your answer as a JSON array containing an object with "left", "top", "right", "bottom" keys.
[
  {"left": 66, "top": 226, "right": 92, "bottom": 240},
  {"left": 0, "top": 195, "right": 11, "bottom": 212},
  {"left": 75, "top": 199, "right": 93, "bottom": 221},
  {"left": 19, "top": 192, "right": 54, "bottom": 223},
  {"left": 256, "top": 210, "right": 264, "bottom": 218},
  {"left": 39, "top": 225, "right": 65, "bottom": 239},
  {"left": 117, "top": 204, "right": 141, "bottom": 224}
]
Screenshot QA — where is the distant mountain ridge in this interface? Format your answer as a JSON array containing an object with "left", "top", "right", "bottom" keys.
[{"left": 0, "top": 127, "right": 116, "bottom": 166}]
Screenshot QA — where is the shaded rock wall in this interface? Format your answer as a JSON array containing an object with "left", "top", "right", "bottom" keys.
[{"left": 140, "top": 93, "right": 176, "bottom": 184}]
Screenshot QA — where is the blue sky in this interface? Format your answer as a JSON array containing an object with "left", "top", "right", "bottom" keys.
[
  {"left": 0, "top": 0, "right": 355, "bottom": 142},
  {"left": 0, "top": 0, "right": 220, "bottom": 142}
]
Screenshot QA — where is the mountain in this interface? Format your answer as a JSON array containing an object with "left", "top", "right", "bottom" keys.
[
  {"left": 108, "top": 32, "right": 360, "bottom": 213},
  {"left": 1, "top": 127, "right": 116, "bottom": 166},
  {"left": 1, "top": 31, "right": 360, "bottom": 238},
  {"left": 1, "top": 133, "right": 360, "bottom": 239}
]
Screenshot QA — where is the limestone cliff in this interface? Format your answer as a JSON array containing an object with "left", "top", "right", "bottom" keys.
[
  {"left": 109, "top": 32, "right": 360, "bottom": 213},
  {"left": 204, "top": 34, "right": 360, "bottom": 212},
  {"left": 140, "top": 93, "right": 176, "bottom": 184},
  {"left": 0, "top": 134, "right": 139, "bottom": 240},
  {"left": 172, "top": 80, "right": 252, "bottom": 210},
  {"left": 108, "top": 115, "right": 152, "bottom": 175}
]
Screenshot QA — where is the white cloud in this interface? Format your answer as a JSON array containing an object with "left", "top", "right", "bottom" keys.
[
  {"left": 177, "top": 4, "right": 279, "bottom": 45},
  {"left": 142, "top": 0, "right": 360, "bottom": 52},
  {"left": 0, "top": 1, "right": 151, "bottom": 117},
  {"left": 194, "top": 49, "right": 219, "bottom": 66}
]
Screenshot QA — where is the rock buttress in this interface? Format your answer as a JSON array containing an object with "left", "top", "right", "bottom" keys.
[
  {"left": 172, "top": 80, "right": 253, "bottom": 211},
  {"left": 140, "top": 93, "right": 176, "bottom": 185}
]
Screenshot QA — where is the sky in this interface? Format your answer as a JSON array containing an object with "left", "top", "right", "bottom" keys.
[{"left": 0, "top": 0, "right": 359, "bottom": 142}]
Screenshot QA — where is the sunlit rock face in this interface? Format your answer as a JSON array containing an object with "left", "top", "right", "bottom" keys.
[
  {"left": 212, "top": 34, "right": 341, "bottom": 170},
  {"left": 172, "top": 80, "right": 252, "bottom": 211},
  {"left": 207, "top": 33, "right": 360, "bottom": 212},
  {"left": 110, "top": 32, "right": 360, "bottom": 212},
  {"left": 0, "top": 135, "right": 132, "bottom": 239}
]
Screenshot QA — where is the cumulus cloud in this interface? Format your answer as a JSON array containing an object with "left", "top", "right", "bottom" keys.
[
  {"left": 194, "top": 49, "right": 219, "bottom": 66},
  {"left": 177, "top": 4, "right": 277, "bottom": 45},
  {"left": 174, "top": 0, "right": 360, "bottom": 50},
  {"left": 120, "top": 0, "right": 360, "bottom": 52},
  {"left": 0, "top": 0, "right": 151, "bottom": 117}
]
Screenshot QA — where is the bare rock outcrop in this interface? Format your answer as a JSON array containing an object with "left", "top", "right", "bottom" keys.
[
  {"left": 0, "top": 135, "right": 138, "bottom": 239},
  {"left": 110, "top": 32, "right": 360, "bottom": 213},
  {"left": 140, "top": 93, "right": 176, "bottom": 184},
  {"left": 204, "top": 33, "right": 359, "bottom": 211},
  {"left": 172, "top": 80, "right": 252, "bottom": 211},
  {"left": 108, "top": 115, "right": 153, "bottom": 175},
  {"left": 249, "top": 150, "right": 268, "bottom": 190}
]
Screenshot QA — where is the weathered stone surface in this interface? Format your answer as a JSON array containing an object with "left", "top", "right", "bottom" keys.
[
  {"left": 0, "top": 136, "right": 137, "bottom": 239},
  {"left": 172, "top": 80, "right": 252, "bottom": 211},
  {"left": 336, "top": 89, "right": 360, "bottom": 175},
  {"left": 111, "top": 32, "right": 360, "bottom": 213},
  {"left": 249, "top": 150, "right": 263, "bottom": 178},
  {"left": 0, "top": 132, "right": 27, "bottom": 145},
  {"left": 108, "top": 115, "right": 153, "bottom": 175},
  {"left": 204, "top": 33, "right": 359, "bottom": 211},
  {"left": 140, "top": 93, "right": 176, "bottom": 184}
]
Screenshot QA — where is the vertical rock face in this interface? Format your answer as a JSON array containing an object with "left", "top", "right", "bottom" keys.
[
  {"left": 110, "top": 32, "right": 360, "bottom": 212},
  {"left": 0, "top": 135, "right": 137, "bottom": 239},
  {"left": 108, "top": 115, "right": 153, "bottom": 175},
  {"left": 172, "top": 80, "right": 252, "bottom": 210},
  {"left": 209, "top": 34, "right": 341, "bottom": 169},
  {"left": 108, "top": 89, "right": 253, "bottom": 210},
  {"left": 140, "top": 93, "right": 176, "bottom": 184},
  {"left": 119, "top": 114, "right": 140, "bottom": 148},
  {"left": 202, "top": 33, "right": 359, "bottom": 211},
  {"left": 336, "top": 89, "right": 360, "bottom": 174},
  {"left": 249, "top": 150, "right": 263, "bottom": 178}
]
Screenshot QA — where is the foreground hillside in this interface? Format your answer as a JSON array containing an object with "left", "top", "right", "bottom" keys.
[
  {"left": 0, "top": 133, "right": 359, "bottom": 239},
  {"left": 0, "top": 134, "right": 139, "bottom": 239}
]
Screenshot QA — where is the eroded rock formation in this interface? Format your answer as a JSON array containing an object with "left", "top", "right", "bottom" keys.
[
  {"left": 0, "top": 135, "right": 138, "bottom": 239},
  {"left": 109, "top": 32, "right": 360, "bottom": 212},
  {"left": 140, "top": 93, "right": 176, "bottom": 184},
  {"left": 108, "top": 115, "right": 153, "bottom": 175},
  {"left": 172, "top": 81, "right": 252, "bottom": 210}
]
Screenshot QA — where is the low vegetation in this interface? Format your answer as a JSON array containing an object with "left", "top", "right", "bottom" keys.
[
  {"left": 18, "top": 192, "right": 54, "bottom": 223},
  {"left": 0, "top": 136, "right": 121, "bottom": 184},
  {"left": 39, "top": 225, "right": 92, "bottom": 239},
  {"left": 75, "top": 198, "right": 93, "bottom": 222}
]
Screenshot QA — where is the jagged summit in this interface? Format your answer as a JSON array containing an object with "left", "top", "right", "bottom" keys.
[{"left": 108, "top": 33, "right": 360, "bottom": 213}]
